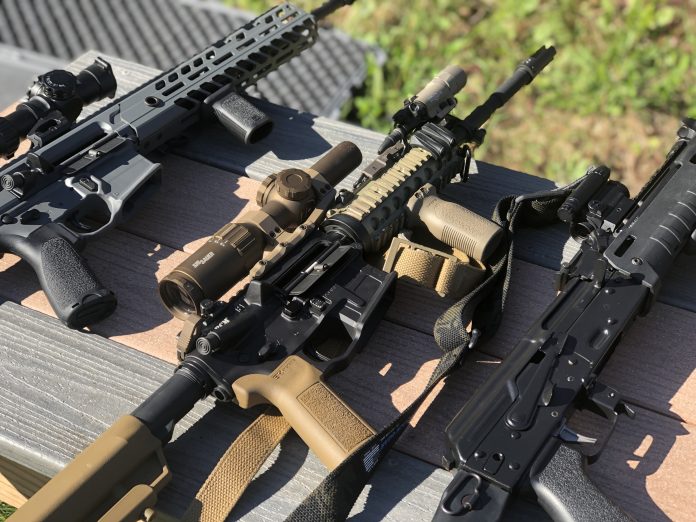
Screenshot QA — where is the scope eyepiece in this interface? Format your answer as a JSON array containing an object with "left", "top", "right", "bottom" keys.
[
  {"left": 0, "top": 117, "right": 22, "bottom": 159},
  {"left": 75, "top": 58, "right": 117, "bottom": 104}
]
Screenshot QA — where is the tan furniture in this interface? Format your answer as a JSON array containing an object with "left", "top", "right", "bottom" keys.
[{"left": 0, "top": 53, "right": 694, "bottom": 520}]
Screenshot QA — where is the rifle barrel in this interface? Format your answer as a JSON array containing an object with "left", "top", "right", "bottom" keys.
[
  {"left": 458, "top": 45, "right": 556, "bottom": 135},
  {"left": 311, "top": 0, "right": 355, "bottom": 19}
]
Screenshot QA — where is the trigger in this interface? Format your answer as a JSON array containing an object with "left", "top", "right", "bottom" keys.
[
  {"left": 558, "top": 425, "right": 597, "bottom": 445},
  {"left": 618, "top": 401, "right": 636, "bottom": 419}
]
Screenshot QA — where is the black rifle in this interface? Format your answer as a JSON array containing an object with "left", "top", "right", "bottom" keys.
[
  {"left": 12, "top": 49, "right": 553, "bottom": 522},
  {"left": 0, "top": 1, "right": 352, "bottom": 329},
  {"left": 435, "top": 119, "right": 696, "bottom": 521}
]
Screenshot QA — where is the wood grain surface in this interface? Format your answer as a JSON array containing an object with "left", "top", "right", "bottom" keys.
[{"left": 0, "top": 53, "right": 694, "bottom": 521}]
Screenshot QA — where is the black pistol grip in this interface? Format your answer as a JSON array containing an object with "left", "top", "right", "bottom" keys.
[
  {"left": 530, "top": 442, "right": 632, "bottom": 522},
  {"left": 31, "top": 236, "right": 116, "bottom": 328}
]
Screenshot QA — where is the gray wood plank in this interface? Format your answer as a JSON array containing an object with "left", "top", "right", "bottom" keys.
[
  {"left": 3, "top": 301, "right": 694, "bottom": 520},
  {"left": 0, "top": 301, "right": 547, "bottom": 521},
  {"left": 1, "top": 52, "right": 693, "bottom": 520}
]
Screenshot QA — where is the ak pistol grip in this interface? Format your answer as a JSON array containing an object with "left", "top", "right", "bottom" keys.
[
  {"left": 408, "top": 184, "right": 503, "bottom": 263},
  {"left": 232, "top": 356, "right": 375, "bottom": 470}
]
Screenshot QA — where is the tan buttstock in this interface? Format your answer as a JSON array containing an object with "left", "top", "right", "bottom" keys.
[
  {"left": 232, "top": 355, "right": 375, "bottom": 470},
  {"left": 10, "top": 415, "right": 171, "bottom": 522},
  {"left": 408, "top": 184, "right": 503, "bottom": 263}
]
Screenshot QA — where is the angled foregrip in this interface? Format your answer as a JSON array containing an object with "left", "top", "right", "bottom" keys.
[
  {"left": 232, "top": 355, "right": 375, "bottom": 470},
  {"left": 530, "top": 442, "right": 632, "bottom": 522},
  {"left": 11, "top": 415, "right": 171, "bottom": 522},
  {"left": 407, "top": 184, "right": 503, "bottom": 263},
  {"left": 22, "top": 233, "right": 116, "bottom": 328}
]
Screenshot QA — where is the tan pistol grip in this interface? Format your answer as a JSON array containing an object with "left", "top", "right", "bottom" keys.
[
  {"left": 11, "top": 415, "right": 170, "bottom": 522},
  {"left": 232, "top": 355, "right": 375, "bottom": 470},
  {"left": 410, "top": 188, "right": 503, "bottom": 263}
]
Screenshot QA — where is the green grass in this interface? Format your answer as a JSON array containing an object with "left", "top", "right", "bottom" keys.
[
  {"left": 228, "top": 0, "right": 696, "bottom": 191},
  {"left": 0, "top": 502, "right": 15, "bottom": 521}
]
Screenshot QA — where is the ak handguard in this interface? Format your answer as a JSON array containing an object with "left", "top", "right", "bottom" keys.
[{"left": 436, "top": 120, "right": 696, "bottom": 522}]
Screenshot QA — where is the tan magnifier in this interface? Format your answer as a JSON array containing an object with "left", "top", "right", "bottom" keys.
[{"left": 160, "top": 142, "right": 362, "bottom": 319}]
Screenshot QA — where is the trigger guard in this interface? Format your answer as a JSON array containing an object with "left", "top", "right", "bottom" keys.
[
  {"left": 440, "top": 470, "right": 482, "bottom": 515},
  {"left": 571, "top": 383, "right": 635, "bottom": 463}
]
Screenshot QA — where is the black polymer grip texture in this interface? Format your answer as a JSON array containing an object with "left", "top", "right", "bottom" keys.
[
  {"left": 530, "top": 443, "right": 631, "bottom": 522},
  {"left": 211, "top": 92, "right": 273, "bottom": 144},
  {"left": 35, "top": 237, "right": 116, "bottom": 328}
]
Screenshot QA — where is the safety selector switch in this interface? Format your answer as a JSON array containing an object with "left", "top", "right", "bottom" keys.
[
  {"left": 283, "top": 299, "right": 303, "bottom": 319},
  {"left": 0, "top": 169, "right": 38, "bottom": 195},
  {"left": 78, "top": 177, "right": 98, "bottom": 192}
]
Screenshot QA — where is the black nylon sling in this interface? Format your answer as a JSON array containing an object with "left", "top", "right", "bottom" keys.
[{"left": 286, "top": 178, "right": 583, "bottom": 521}]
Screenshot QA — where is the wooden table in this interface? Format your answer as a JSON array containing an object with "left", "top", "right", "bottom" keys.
[{"left": 0, "top": 53, "right": 695, "bottom": 521}]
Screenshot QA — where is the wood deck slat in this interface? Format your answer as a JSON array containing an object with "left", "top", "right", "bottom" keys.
[
  {"left": 0, "top": 52, "right": 694, "bottom": 520},
  {"left": 69, "top": 52, "right": 696, "bottom": 315},
  {"left": 0, "top": 302, "right": 547, "bottom": 521},
  {"left": 1, "top": 301, "right": 694, "bottom": 521}
]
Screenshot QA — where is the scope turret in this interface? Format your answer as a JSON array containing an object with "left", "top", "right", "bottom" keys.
[{"left": 0, "top": 58, "right": 116, "bottom": 159}]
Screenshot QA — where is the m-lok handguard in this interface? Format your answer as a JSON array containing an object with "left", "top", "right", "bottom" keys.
[
  {"left": 0, "top": 1, "right": 348, "bottom": 328},
  {"left": 13, "top": 48, "right": 549, "bottom": 522}
]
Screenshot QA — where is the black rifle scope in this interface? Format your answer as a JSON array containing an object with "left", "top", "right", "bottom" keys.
[{"left": 0, "top": 58, "right": 117, "bottom": 159}]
